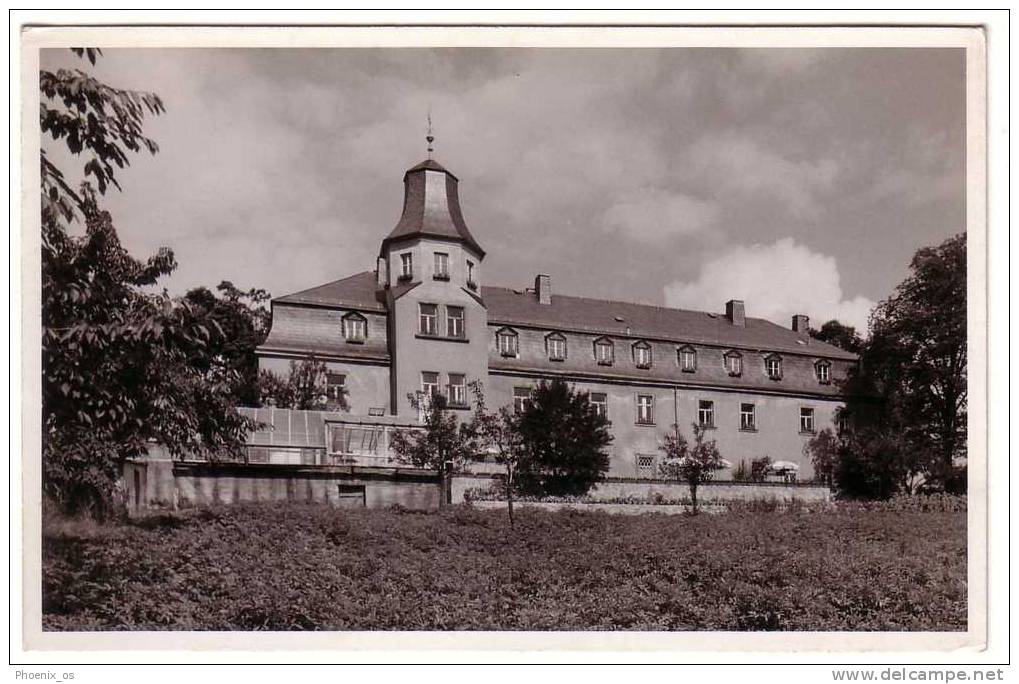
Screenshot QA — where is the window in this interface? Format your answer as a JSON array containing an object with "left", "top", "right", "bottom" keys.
[
  {"left": 433, "top": 252, "right": 449, "bottom": 279},
  {"left": 399, "top": 252, "right": 413, "bottom": 280},
  {"left": 800, "top": 407, "right": 816, "bottom": 434},
  {"left": 816, "top": 361, "right": 831, "bottom": 384},
  {"left": 447, "top": 373, "right": 467, "bottom": 407},
  {"left": 740, "top": 403, "right": 756, "bottom": 431},
  {"left": 418, "top": 303, "right": 438, "bottom": 335},
  {"left": 342, "top": 313, "right": 367, "bottom": 343},
  {"left": 446, "top": 306, "right": 465, "bottom": 338},
  {"left": 546, "top": 333, "right": 567, "bottom": 361},
  {"left": 421, "top": 371, "right": 440, "bottom": 398},
  {"left": 594, "top": 337, "right": 614, "bottom": 365},
  {"left": 724, "top": 351, "right": 743, "bottom": 377},
  {"left": 466, "top": 260, "right": 476, "bottom": 289},
  {"left": 837, "top": 411, "right": 850, "bottom": 435},
  {"left": 589, "top": 392, "right": 608, "bottom": 419},
  {"left": 636, "top": 454, "right": 656, "bottom": 478},
  {"left": 633, "top": 341, "right": 652, "bottom": 369},
  {"left": 679, "top": 345, "right": 697, "bottom": 372},
  {"left": 765, "top": 354, "right": 783, "bottom": 380},
  {"left": 326, "top": 372, "right": 346, "bottom": 406},
  {"left": 698, "top": 400, "right": 715, "bottom": 428},
  {"left": 498, "top": 328, "right": 518, "bottom": 357},
  {"left": 636, "top": 394, "right": 655, "bottom": 425},
  {"left": 513, "top": 386, "right": 531, "bottom": 413}
]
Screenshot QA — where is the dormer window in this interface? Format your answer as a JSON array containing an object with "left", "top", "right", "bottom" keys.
[
  {"left": 399, "top": 252, "right": 413, "bottom": 281},
  {"left": 342, "top": 312, "right": 367, "bottom": 343},
  {"left": 678, "top": 345, "right": 697, "bottom": 372},
  {"left": 546, "top": 332, "right": 567, "bottom": 361},
  {"left": 724, "top": 350, "right": 743, "bottom": 377},
  {"left": 433, "top": 252, "right": 449, "bottom": 280},
  {"left": 815, "top": 360, "right": 832, "bottom": 384},
  {"left": 594, "top": 337, "right": 614, "bottom": 366},
  {"left": 632, "top": 341, "right": 652, "bottom": 369},
  {"left": 765, "top": 354, "right": 783, "bottom": 380},
  {"left": 497, "top": 327, "right": 519, "bottom": 357}
]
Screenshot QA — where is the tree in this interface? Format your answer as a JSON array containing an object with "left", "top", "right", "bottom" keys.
[
  {"left": 258, "top": 358, "right": 347, "bottom": 412},
  {"left": 389, "top": 393, "right": 479, "bottom": 506},
  {"left": 513, "top": 379, "right": 613, "bottom": 497},
  {"left": 804, "top": 428, "right": 839, "bottom": 490},
  {"left": 468, "top": 381, "right": 523, "bottom": 527},
  {"left": 41, "top": 49, "right": 255, "bottom": 516},
  {"left": 182, "top": 281, "right": 271, "bottom": 406},
  {"left": 659, "top": 423, "right": 725, "bottom": 515},
  {"left": 841, "top": 233, "right": 967, "bottom": 494},
  {"left": 809, "top": 320, "right": 864, "bottom": 354}
]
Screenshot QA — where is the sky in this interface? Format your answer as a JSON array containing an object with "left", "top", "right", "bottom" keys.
[{"left": 40, "top": 47, "right": 966, "bottom": 333}]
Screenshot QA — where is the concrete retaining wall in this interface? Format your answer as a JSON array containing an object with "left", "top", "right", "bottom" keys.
[{"left": 452, "top": 472, "right": 830, "bottom": 505}]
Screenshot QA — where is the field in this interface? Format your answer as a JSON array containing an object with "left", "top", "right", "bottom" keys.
[{"left": 42, "top": 502, "right": 967, "bottom": 631}]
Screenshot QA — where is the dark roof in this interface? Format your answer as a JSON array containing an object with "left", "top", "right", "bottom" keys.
[
  {"left": 270, "top": 273, "right": 856, "bottom": 361},
  {"left": 275, "top": 271, "right": 384, "bottom": 311},
  {"left": 481, "top": 286, "right": 858, "bottom": 360},
  {"left": 381, "top": 158, "right": 485, "bottom": 257}
]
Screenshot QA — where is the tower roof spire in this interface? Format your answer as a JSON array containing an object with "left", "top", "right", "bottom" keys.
[{"left": 426, "top": 110, "right": 434, "bottom": 159}]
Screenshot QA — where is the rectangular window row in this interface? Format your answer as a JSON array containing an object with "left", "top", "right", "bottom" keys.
[
  {"left": 397, "top": 251, "right": 476, "bottom": 288},
  {"left": 421, "top": 371, "right": 468, "bottom": 407}
]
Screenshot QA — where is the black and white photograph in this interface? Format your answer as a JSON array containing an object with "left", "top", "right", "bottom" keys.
[{"left": 15, "top": 19, "right": 1003, "bottom": 667}]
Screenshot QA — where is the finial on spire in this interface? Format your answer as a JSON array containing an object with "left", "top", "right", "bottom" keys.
[{"left": 426, "top": 109, "right": 434, "bottom": 159}]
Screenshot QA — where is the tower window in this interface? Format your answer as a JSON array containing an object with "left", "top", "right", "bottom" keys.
[
  {"left": 594, "top": 337, "right": 614, "bottom": 365},
  {"left": 446, "top": 306, "right": 465, "bottom": 339},
  {"left": 399, "top": 252, "right": 413, "bottom": 280},
  {"left": 498, "top": 328, "right": 519, "bottom": 357},
  {"left": 433, "top": 252, "right": 449, "bottom": 280},
  {"left": 636, "top": 394, "right": 655, "bottom": 425},
  {"left": 466, "top": 260, "right": 476, "bottom": 289},
  {"left": 633, "top": 341, "right": 652, "bottom": 369},
  {"left": 698, "top": 400, "right": 715, "bottom": 428},
  {"left": 546, "top": 333, "right": 567, "bottom": 361},
  {"left": 419, "top": 303, "right": 438, "bottom": 336}
]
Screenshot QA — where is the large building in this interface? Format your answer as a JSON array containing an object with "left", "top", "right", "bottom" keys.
[{"left": 255, "top": 155, "right": 857, "bottom": 481}]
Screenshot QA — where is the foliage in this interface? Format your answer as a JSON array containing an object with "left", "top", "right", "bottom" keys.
[
  {"left": 809, "top": 319, "right": 864, "bottom": 353},
  {"left": 390, "top": 393, "right": 478, "bottom": 504},
  {"left": 842, "top": 234, "right": 967, "bottom": 495},
  {"left": 804, "top": 429, "right": 839, "bottom": 489},
  {"left": 732, "top": 460, "right": 751, "bottom": 483},
  {"left": 41, "top": 50, "right": 256, "bottom": 516},
  {"left": 513, "top": 379, "right": 613, "bottom": 497},
  {"left": 467, "top": 381, "right": 524, "bottom": 526},
  {"left": 42, "top": 503, "right": 966, "bottom": 631},
  {"left": 258, "top": 358, "right": 347, "bottom": 412},
  {"left": 749, "top": 456, "right": 772, "bottom": 483},
  {"left": 658, "top": 423, "right": 725, "bottom": 514},
  {"left": 182, "top": 282, "right": 271, "bottom": 407}
]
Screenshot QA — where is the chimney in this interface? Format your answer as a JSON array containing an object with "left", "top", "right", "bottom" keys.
[
  {"left": 792, "top": 314, "right": 810, "bottom": 333},
  {"left": 535, "top": 274, "right": 552, "bottom": 305},
  {"left": 376, "top": 256, "right": 389, "bottom": 287},
  {"left": 725, "top": 299, "right": 745, "bottom": 327}
]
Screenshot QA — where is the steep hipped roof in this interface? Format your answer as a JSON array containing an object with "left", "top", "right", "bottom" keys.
[
  {"left": 268, "top": 271, "right": 856, "bottom": 360},
  {"left": 381, "top": 158, "right": 486, "bottom": 257},
  {"left": 480, "top": 286, "right": 858, "bottom": 360}
]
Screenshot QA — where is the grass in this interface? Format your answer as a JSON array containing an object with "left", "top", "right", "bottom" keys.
[{"left": 42, "top": 503, "right": 966, "bottom": 631}]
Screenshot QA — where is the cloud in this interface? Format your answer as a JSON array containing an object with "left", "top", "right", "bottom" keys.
[
  {"left": 736, "top": 48, "right": 825, "bottom": 75},
  {"left": 663, "top": 238, "right": 875, "bottom": 333},
  {"left": 601, "top": 188, "right": 720, "bottom": 242},
  {"left": 684, "top": 134, "right": 839, "bottom": 218}
]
